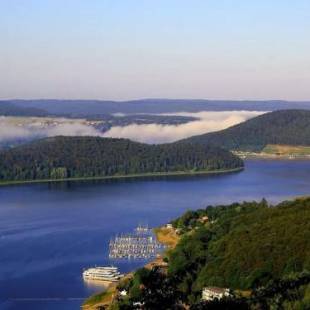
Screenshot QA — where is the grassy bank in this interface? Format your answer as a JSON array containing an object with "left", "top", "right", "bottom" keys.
[
  {"left": 233, "top": 144, "right": 310, "bottom": 160},
  {"left": 83, "top": 284, "right": 117, "bottom": 310},
  {"left": 0, "top": 167, "right": 244, "bottom": 187},
  {"left": 263, "top": 144, "right": 310, "bottom": 155},
  {"left": 153, "top": 226, "right": 180, "bottom": 249}
]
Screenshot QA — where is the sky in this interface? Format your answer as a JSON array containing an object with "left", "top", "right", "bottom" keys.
[{"left": 1, "top": 0, "right": 310, "bottom": 100}]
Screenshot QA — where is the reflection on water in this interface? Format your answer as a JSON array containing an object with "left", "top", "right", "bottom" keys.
[
  {"left": 83, "top": 279, "right": 110, "bottom": 290},
  {"left": 0, "top": 160, "right": 310, "bottom": 309}
]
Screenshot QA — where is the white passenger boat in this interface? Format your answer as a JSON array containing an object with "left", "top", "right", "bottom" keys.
[{"left": 82, "top": 266, "right": 122, "bottom": 282}]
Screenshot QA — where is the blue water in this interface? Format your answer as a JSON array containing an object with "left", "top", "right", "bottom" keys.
[{"left": 0, "top": 160, "right": 310, "bottom": 310}]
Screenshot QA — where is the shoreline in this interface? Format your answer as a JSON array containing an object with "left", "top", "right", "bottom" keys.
[
  {"left": 242, "top": 155, "right": 310, "bottom": 160},
  {"left": 233, "top": 152, "right": 310, "bottom": 161},
  {"left": 0, "top": 167, "right": 244, "bottom": 187}
]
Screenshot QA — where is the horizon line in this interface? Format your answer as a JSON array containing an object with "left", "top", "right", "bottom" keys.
[{"left": 1, "top": 98, "right": 310, "bottom": 103}]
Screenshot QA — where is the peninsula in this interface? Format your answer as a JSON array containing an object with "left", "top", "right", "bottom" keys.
[{"left": 0, "top": 136, "right": 243, "bottom": 185}]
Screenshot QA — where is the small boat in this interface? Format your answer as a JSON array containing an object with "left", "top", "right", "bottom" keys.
[{"left": 82, "top": 266, "right": 123, "bottom": 282}]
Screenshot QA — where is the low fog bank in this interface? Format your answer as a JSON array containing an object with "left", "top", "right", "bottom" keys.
[
  {"left": 0, "top": 117, "right": 102, "bottom": 143},
  {"left": 0, "top": 111, "right": 266, "bottom": 145},
  {"left": 103, "top": 111, "right": 266, "bottom": 143}
]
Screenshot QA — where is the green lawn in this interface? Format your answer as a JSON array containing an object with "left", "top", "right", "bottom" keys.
[{"left": 262, "top": 144, "right": 310, "bottom": 155}]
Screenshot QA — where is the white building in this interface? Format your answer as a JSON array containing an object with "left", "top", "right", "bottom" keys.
[
  {"left": 119, "top": 290, "right": 127, "bottom": 296},
  {"left": 202, "top": 287, "right": 231, "bottom": 301}
]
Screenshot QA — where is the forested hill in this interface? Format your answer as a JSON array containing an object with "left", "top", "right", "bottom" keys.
[
  {"left": 182, "top": 110, "right": 310, "bottom": 152},
  {"left": 0, "top": 136, "right": 243, "bottom": 183},
  {"left": 170, "top": 198, "right": 310, "bottom": 292}
]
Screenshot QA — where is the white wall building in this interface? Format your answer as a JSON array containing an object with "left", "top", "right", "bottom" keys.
[{"left": 202, "top": 287, "right": 231, "bottom": 301}]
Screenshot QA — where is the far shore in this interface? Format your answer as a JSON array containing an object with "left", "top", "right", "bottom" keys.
[
  {"left": 0, "top": 167, "right": 244, "bottom": 187},
  {"left": 242, "top": 155, "right": 310, "bottom": 161}
]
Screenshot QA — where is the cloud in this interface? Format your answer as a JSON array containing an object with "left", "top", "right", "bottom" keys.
[{"left": 103, "top": 111, "right": 266, "bottom": 143}]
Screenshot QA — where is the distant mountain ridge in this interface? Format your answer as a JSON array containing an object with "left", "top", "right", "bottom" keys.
[
  {"left": 0, "top": 136, "right": 243, "bottom": 184},
  {"left": 2, "top": 99, "right": 310, "bottom": 117},
  {"left": 0, "top": 101, "right": 47, "bottom": 116},
  {"left": 182, "top": 110, "right": 310, "bottom": 152}
]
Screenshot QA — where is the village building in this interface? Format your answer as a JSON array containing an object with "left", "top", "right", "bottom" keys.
[
  {"left": 198, "top": 216, "right": 209, "bottom": 223},
  {"left": 119, "top": 290, "right": 127, "bottom": 296},
  {"left": 202, "top": 287, "right": 231, "bottom": 301}
]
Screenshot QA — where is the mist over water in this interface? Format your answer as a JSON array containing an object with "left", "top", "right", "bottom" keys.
[
  {"left": 0, "top": 117, "right": 102, "bottom": 143},
  {"left": 103, "top": 111, "right": 265, "bottom": 143},
  {"left": 0, "top": 110, "right": 265, "bottom": 145}
]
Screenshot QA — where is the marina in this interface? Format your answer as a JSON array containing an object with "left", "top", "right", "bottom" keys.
[{"left": 109, "top": 225, "right": 165, "bottom": 259}]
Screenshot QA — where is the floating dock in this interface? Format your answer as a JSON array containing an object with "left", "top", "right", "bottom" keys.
[{"left": 109, "top": 225, "right": 164, "bottom": 259}]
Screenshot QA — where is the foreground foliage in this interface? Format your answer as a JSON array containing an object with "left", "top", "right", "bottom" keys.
[
  {"left": 170, "top": 198, "right": 310, "bottom": 298},
  {"left": 112, "top": 268, "right": 183, "bottom": 310},
  {"left": 112, "top": 198, "right": 310, "bottom": 309}
]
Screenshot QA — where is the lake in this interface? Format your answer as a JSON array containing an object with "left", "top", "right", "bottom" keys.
[{"left": 0, "top": 160, "right": 310, "bottom": 309}]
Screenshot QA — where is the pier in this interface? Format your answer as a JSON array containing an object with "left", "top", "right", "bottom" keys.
[{"left": 109, "top": 225, "right": 164, "bottom": 259}]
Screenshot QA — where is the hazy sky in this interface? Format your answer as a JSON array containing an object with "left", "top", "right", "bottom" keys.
[{"left": 1, "top": 1, "right": 310, "bottom": 100}]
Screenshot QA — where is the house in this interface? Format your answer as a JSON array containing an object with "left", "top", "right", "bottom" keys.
[
  {"left": 202, "top": 287, "right": 231, "bottom": 301},
  {"left": 198, "top": 216, "right": 209, "bottom": 223},
  {"left": 166, "top": 223, "right": 173, "bottom": 229}
]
